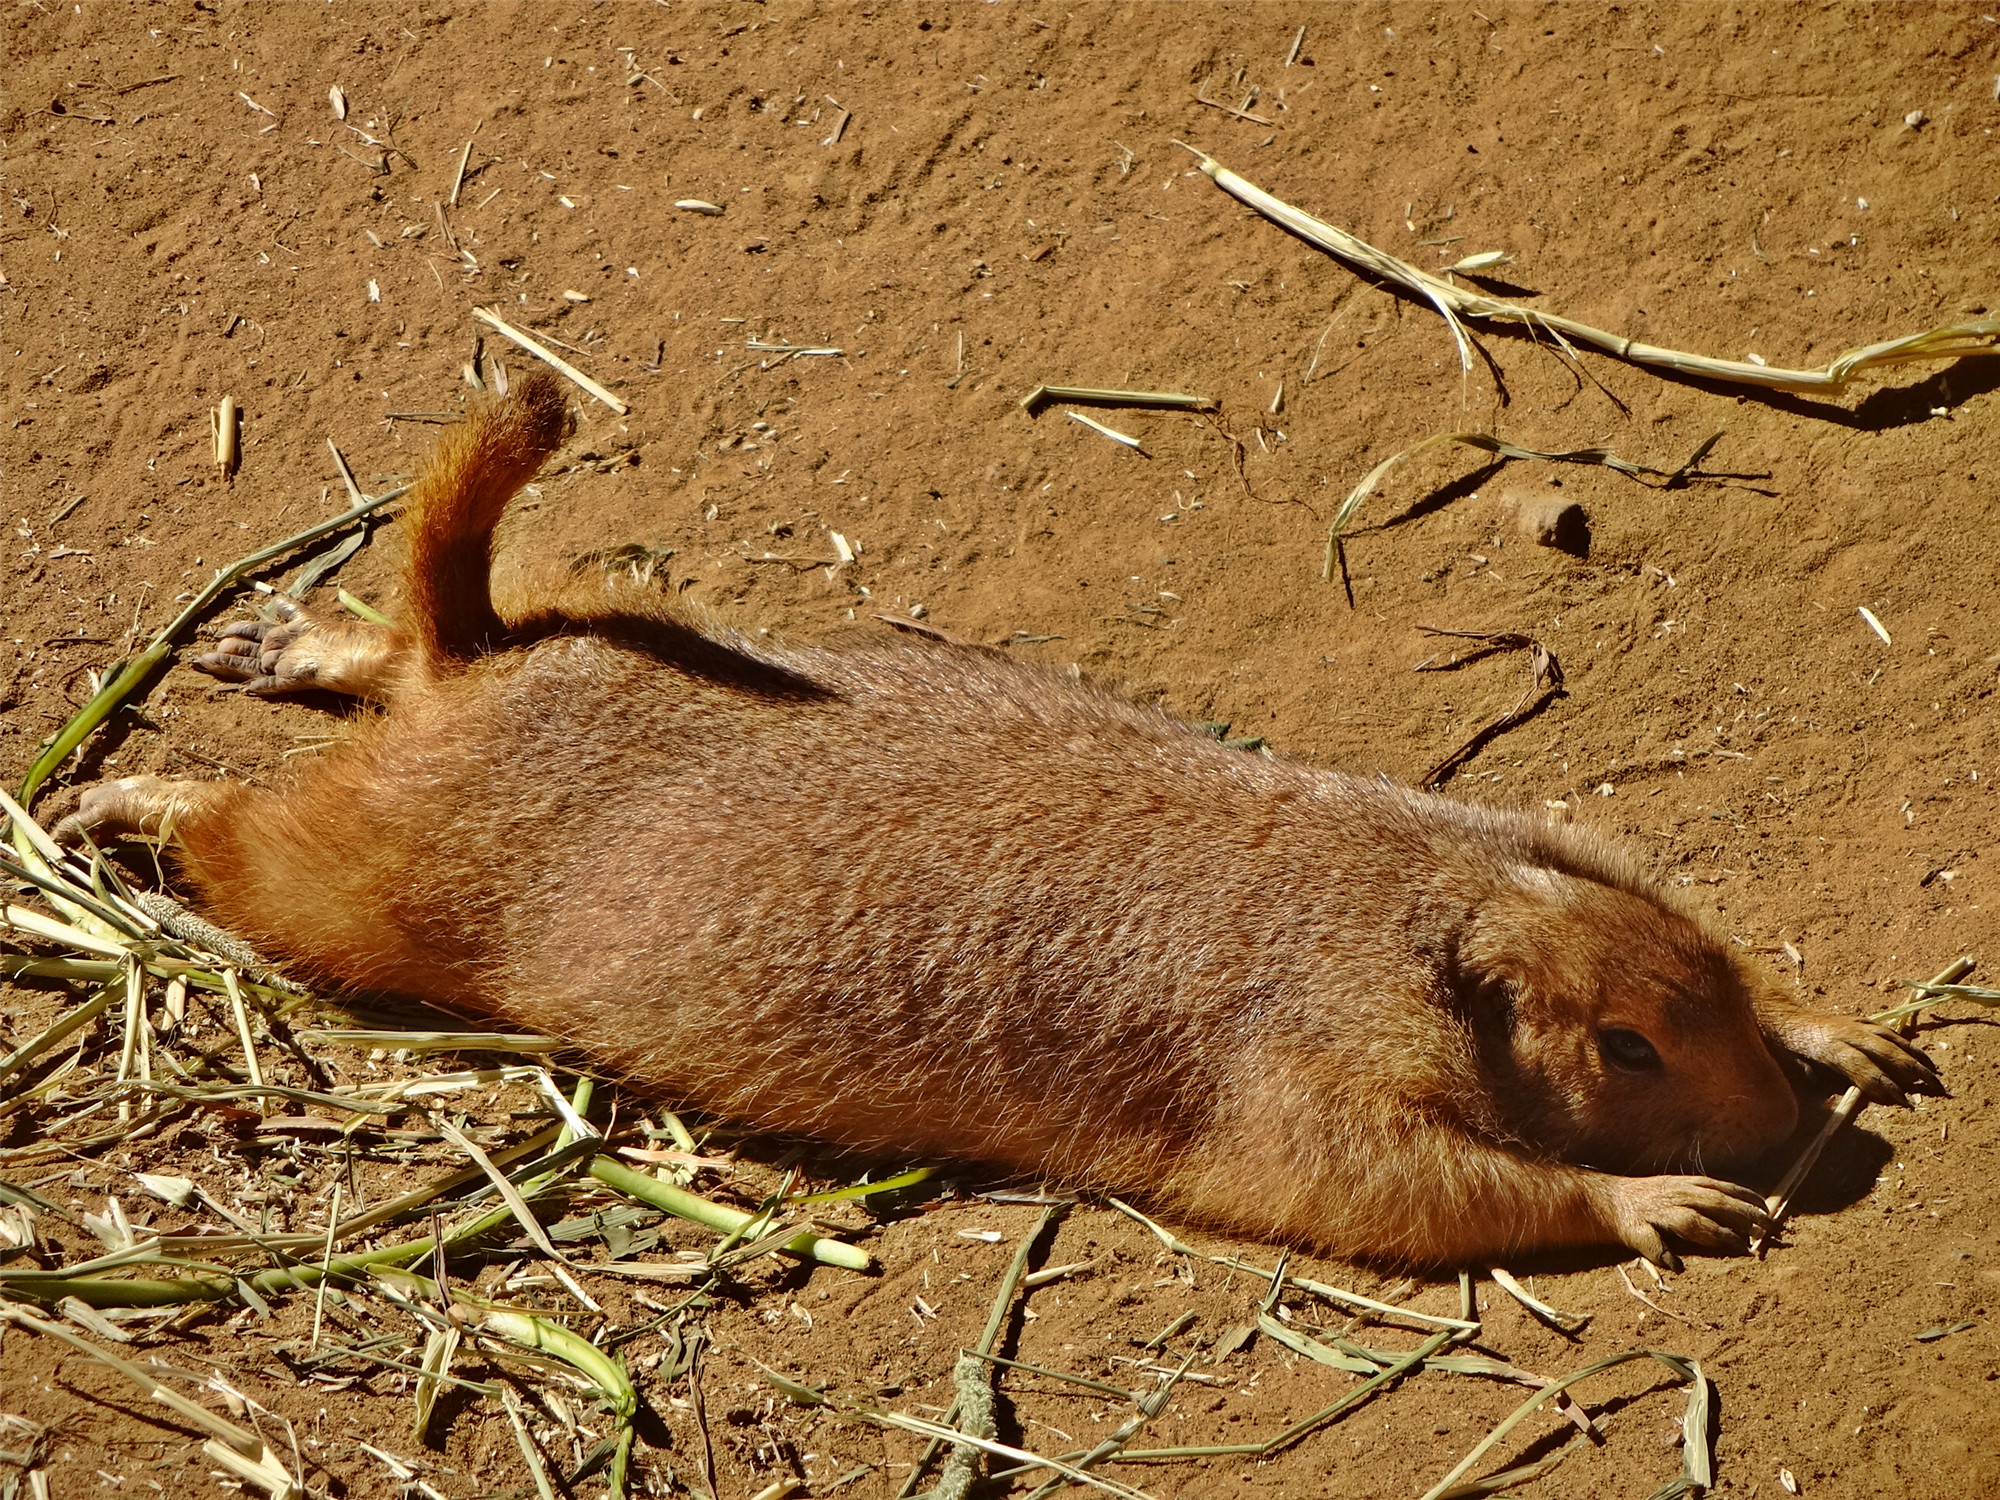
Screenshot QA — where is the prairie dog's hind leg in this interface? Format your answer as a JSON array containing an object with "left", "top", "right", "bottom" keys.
[
  {"left": 194, "top": 597, "right": 409, "bottom": 702},
  {"left": 50, "top": 770, "right": 429, "bottom": 993},
  {"left": 52, "top": 776, "right": 239, "bottom": 848}
]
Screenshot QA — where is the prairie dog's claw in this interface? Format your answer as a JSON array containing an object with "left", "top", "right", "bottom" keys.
[
  {"left": 1609, "top": 1175, "right": 1769, "bottom": 1267},
  {"left": 193, "top": 599, "right": 405, "bottom": 702},
  {"left": 195, "top": 599, "right": 322, "bottom": 695},
  {"left": 1773, "top": 1012, "right": 1945, "bottom": 1106}
]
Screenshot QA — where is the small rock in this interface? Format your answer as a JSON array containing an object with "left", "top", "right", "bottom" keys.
[{"left": 1508, "top": 492, "right": 1591, "bottom": 556}]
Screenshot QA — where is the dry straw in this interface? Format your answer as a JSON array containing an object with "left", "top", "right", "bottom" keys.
[
  {"left": 1755, "top": 957, "right": 1982, "bottom": 1251},
  {"left": 471, "top": 306, "right": 630, "bottom": 413},
  {"left": 1, "top": 1305, "right": 306, "bottom": 1500},
  {"left": 211, "top": 395, "right": 239, "bottom": 478},
  {"left": 1017, "top": 384, "right": 1215, "bottom": 415},
  {"left": 1099, "top": 1198, "right": 1712, "bottom": 1495},
  {"left": 1179, "top": 145, "right": 1998, "bottom": 392}
]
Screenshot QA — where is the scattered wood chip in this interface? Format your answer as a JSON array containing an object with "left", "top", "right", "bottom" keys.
[
  {"left": 1066, "top": 409, "right": 1146, "bottom": 452},
  {"left": 471, "top": 306, "right": 629, "bottom": 414}
]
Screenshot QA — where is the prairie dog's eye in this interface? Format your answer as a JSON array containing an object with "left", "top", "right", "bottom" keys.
[{"left": 1599, "top": 1027, "right": 1662, "bottom": 1072}]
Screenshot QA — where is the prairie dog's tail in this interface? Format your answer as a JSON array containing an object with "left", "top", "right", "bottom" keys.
[{"left": 402, "top": 367, "right": 572, "bottom": 670}]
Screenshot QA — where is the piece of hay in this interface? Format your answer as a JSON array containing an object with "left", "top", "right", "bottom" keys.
[{"left": 1180, "top": 145, "right": 1998, "bottom": 393}]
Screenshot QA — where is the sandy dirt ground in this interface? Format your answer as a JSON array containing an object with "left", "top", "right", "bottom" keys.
[{"left": 3, "top": 3, "right": 1998, "bottom": 1498}]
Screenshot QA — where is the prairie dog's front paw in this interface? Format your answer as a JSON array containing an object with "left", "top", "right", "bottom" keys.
[
  {"left": 1604, "top": 1175, "right": 1769, "bottom": 1270},
  {"left": 1769, "top": 1011, "right": 1944, "bottom": 1106}
]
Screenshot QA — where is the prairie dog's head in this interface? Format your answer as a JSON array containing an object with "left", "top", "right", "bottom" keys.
[{"left": 1454, "top": 865, "right": 1797, "bottom": 1173}]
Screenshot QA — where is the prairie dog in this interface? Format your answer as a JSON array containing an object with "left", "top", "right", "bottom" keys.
[{"left": 58, "top": 371, "right": 1941, "bottom": 1269}]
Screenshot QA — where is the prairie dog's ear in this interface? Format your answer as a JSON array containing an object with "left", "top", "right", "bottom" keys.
[
  {"left": 1452, "top": 866, "right": 1605, "bottom": 1030},
  {"left": 1446, "top": 898, "right": 1532, "bottom": 1031},
  {"left": 1456, "top": 866, "right": 1570, "bottom": 973},
  {"left": 1458, "top": 965, "right": 1519, "bottom": 1036}
]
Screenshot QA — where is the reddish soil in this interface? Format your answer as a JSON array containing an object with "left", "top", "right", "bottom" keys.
[{"left": 3, "top": 4, "right": 1996, "bottom": 1499}]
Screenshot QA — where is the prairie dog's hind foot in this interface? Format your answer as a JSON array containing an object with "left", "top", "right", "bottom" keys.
[
  {"left": 194, "top": 597, "right": 408, "bottom": 702},
  {"left": 52, "top": 775, "right": 234, "bottom": 848}
]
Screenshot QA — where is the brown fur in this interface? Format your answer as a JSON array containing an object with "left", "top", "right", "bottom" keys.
[{"left": 59, "top": 370, "right": 1940, "bottom": 1268}]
